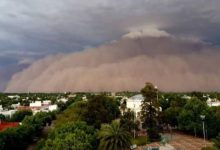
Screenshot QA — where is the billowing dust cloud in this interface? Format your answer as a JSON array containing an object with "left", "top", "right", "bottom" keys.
[{"left": 5, "top": 31, "right": 220, "bottom": 92}]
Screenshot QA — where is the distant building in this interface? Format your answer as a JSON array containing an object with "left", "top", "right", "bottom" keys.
[
  {"left": 126, "top": 94, "right": 144, "bottom": 117},
  {"left": 82, "top": 95, "right": 87, "bottom": 101},
  {"left": 207, "top": 98, "right": 220, "bottom": 107},
  {"left": 17, "top": 106, "right": 32, "bottom": 111},
  {"left": 182, "top": 95, "right": 191, "bottom": 99},
  {"left": 8, "top": 95, "right": 20, "bottom": 99},
  {"left": 30, "top": 101, "right": 42, "bottom": 107},
  {"left": 58, "top": 98, "right": 68, "bottom": 103},
  {"left": 0, "top": 110, "right": 17, "bottom": 118},
  {"left": 125, "top": 94, "right": 162, "bottom": 117},
  {"left": 111, "top": 92, "right": 116, "bottom": 97},
  {"left": 0, "top": 122, "right": 19, "bottom": 131},
  {"left": 48, "top": 105, "right": 58, "bottom": 111},
  {"left": 68, "top": 94, "right": 76, "bottom": 98},
  {"left": 42, "top": 100, "right": 51, "bottom": 106},
  {"left": 11, "top": 103, "right": 21, "bottom": 109},
  {"left": 0, "top": 105, "right": 3, "bottom": 111}
]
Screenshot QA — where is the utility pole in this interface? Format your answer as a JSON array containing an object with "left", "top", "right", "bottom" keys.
[
  {"left": 200, "top": 115, "right": 206, "bottom": 147},
  {"left": 133, "top": 102, "right": 136, "bottom": 139}
]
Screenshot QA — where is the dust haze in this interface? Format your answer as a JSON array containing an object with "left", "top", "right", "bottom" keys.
[{"left": 5, "top": 30, "right": 220, "bottom": 92}]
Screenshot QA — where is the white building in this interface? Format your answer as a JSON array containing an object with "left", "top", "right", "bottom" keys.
[
  {"left": 0, "top": 110, "right": 17, "bottom": 118},
  {"left": 82, "top": 95, "right": 87, "bottom": 101},
  {"left": 58, "top": 98, "right": 68, "bottom": 103},
  {"left": 207, "top": 98, "right": 220, "bottom": 107},
  {"left": 8, "top": 95, "right": 20, "bottom": 99},
  {"left": 49, "top": 105, "right": 58, "bottom": 111},
  {"left": 68, "top": 94, "right": 76, "bottom": 98},
  {"left": 126, "top": 94, "right": 144, "bottom": 117},
  {"left": 182, "top": 95, "right": 191, "bottom": 99},
  {"left": 0, "top": 105, "right": 3, "bottom": 111},
  {"left": 30, "top": 101, "right": 42, "bottom": 107},
  {"left": 126, "top": 94, "right": 162, "bottom": 117},
  {"left": 11, "top": 103, "right": 21, "bottom": 109},
  {"left": 43, "top": 100, "right": 51, "bottom": 105}
]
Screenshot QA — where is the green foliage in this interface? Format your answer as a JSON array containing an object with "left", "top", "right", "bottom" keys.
[
  {"left": 213, "top": 133, "right": 220, "bottom": 149},
  {"left": 0, "top": 111, "right": 55, "bottom": 150},
  {"left": 0, "top": 114, "right": 6, "bottom": 121},
  {"left": 120, "top": 99, "right": 127, "bottom": 114},
  {"left": 190, "top": 92, "right": 207, "bottom": 102},
  {"left": 205, "top": 107, "right": 220, "bottom": 138},
  {"left": 84, "top": 95, "right": 120, "bottom": 129},
  {"left": 10, "top": 110, "right": 33, "bottom": 122},
  {"left": 42, "top": 121, "right": 97, "bottom": 150},
  {"left": 98, "top": 120, "right": 132, "bottom": 150},
  {"left": 178, "top": 97, "right": 209, "bottom": 137},
  {"left": 140, "top": 82, "right": 160, "bottom": 141},
  {"left": 120, "top": 109, "right": 138, "bottom": 132},
  {"left": 164, "top": 107, "right": 182, "bottom": 126},
  {"left": 54, "top": 101, "right": 87, "bottom": 127},
  {"left": 159, "top": 93, "right": 187, "bottom": 111},
  {"left": 36, "top": 139, "right": 46, "bottom": 150}
]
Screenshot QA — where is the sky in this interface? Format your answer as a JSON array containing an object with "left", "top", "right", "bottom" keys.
[{"left": 1, "top": 0, "right": 220, "bottom": 92}]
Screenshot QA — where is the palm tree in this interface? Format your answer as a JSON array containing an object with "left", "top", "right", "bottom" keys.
[{"left": 98, "top": 120, "right": 132, "bottom": 150}]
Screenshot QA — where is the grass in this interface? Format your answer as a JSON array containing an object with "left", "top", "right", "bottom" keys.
[{"left": 132, "top": 136, "right": 150, "bottom": 146}]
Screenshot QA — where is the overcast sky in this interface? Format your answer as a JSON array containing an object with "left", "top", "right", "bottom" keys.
[{"left": 1, "top": 0, "right": 220, "bottom": 91}]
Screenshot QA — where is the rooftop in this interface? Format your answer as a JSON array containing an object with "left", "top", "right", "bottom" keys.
[{"left": 0, "top": 122, "right": 19, "bottom": 131}]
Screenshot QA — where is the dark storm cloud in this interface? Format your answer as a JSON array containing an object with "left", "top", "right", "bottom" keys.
[{"left": 1, "top": 0, "right": 220, "bottom": 91}]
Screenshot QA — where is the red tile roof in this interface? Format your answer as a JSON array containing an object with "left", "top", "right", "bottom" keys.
[{"left": 0, "top": 122, "right": 19, "bottom": 131}]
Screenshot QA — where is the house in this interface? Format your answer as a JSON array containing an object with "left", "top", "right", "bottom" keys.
[
  {"left": 125, "top": 94, "right": 162, "bottom": 118},
  {"left": 182, "top": 95, "right": 191, "bottom": 99},
  {"left": 126, "top": 94, "right": 144, "bottom": 117},
  {"left": 0, "top": 122, "right": 19, "bottom": 131},
  {"left": 48, "top": 105, "right": 58, "bottom": 111},
  {"left": 58, "top": 98, "right": 68, "bottom": 103},
  {"left": 30, "top": 101, "right": 42, "bottom": 107},
  {"left": 68, "top": 94, "right": 76, "bottom": 98},
  {"left": 0, "top": 105, "right": 3, "bottom": 111},
  {"left": 17, "top": 106, "right": 32, "bottom": 111},
  {"left": 42, "top": 100, "right": 51, "bottom": 106},
  {"left": 111, "top": 92, "right": 116, "bottom": 97},
  {"left": 207, "top": 98, "right": 220, "bottom": 107},
  {"left": 0, "top": 110, "right": 17, "bottom": 118},
  {"left": 11, "top": 103, "right": 21, "bottom": 109},
  {"left": 8, "top": 95, "right": 20, "bottom": 99},
  {"left": 82, "top": 95, "right": 87, "bottom": 101}
]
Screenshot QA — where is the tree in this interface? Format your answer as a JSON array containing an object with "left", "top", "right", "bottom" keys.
[
  {"left": 120, "top": 99, "right": 127, "bottom": 115},
  {"left": 54, "top": 101, "right": 88, "bottom": 127},
  {"left": 213, "top": 133, "right": 220, "bottom": 149},
  {"left": 84, "top": 95, "right": 120, "bottom": 128},
  {"left": 206, "top": 106, "right": 220, "bottom": 138},
  {"left": 140, "top": 82, "right": 160, "bottom": 141},
  {"left": 178, "top": 97, "right": 208, "bottom": 137},
  {"left": 0, "top": 114, "right": 6, "bottom": 121},
  {"left": 190, "top": 92, "right": 207, "bottom": 102},
  {"left": 98, "top": 120, "right": 132, "bottom": 150},
  {"left": 164, "top": 107, "right": 182, "bottom": 127},
  {"left": 120, "top": 109, "right": 138, "bottom": 132},
  {"left": 11, "top": 110, "right": 32, "bottom": 122},
  {"left": 42, "top": 121, "right": 97, "bottom": 150},
  {"left": 0, "top": 111, "right": 56, "bottom": 150}
]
